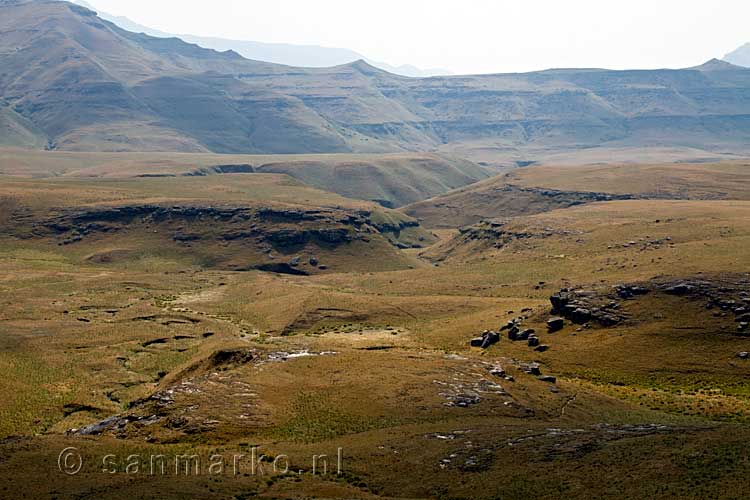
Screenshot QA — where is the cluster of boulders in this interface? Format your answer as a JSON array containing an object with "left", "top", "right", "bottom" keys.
[
  {"left": 501, "top": 318, "right": 551, "bottom": 352},
  {"left": 611, "top": 236, "right": 673, "bottom": 252},
  {"left": 550, "top": 276, "right": 750, "bottom": 335},
  {"left": 549, "top": 288, "right": 628, "bottom": 327},
  {"left": 457, "top": 220, "right": 538, "bottom": 248},
  {"left": 658, "top": 278, "right": 750, "bottom": 334}
]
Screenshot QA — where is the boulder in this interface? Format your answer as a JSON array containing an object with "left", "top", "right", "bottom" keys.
[
  {"left": 550, "top": 291, "right": 572, "bottom": 311},
  {"left": 616, "top": 285, "right": 649, "bottom": 299},
  {"left": 471, "top": 331, "right": 500, "bottom": 349},
  {"left": 500, "top": 320, "right": 518, "bottom": 332},
  {"left": 528, "top": 336, "right": 540, "bottom": 347},
  {"left": 309, "top": 257, "right": 319, "bottom": 266},
  {"left": 538, "top": 375, "right": 557, "bottom": 384},
  {"left": 738, "top": 352, "right": 750, "bottom": 360},
  {"left": 481, "top": 331, "right": 500, "bottom": 349},
  {"left": 664, "top": 283, "right": 695, "bottom": 296},
  {"left": 535, "top": 345, "right": 550, "bottom": 353},
  {"left": 570, "top": 308, "right": 592, "bottom": 324},
  {"left": 593, "top": 312, "right": 621, "bottom": 327},
  {"left": 507, "top": 326, "right": 520, "bottom": 340},
  {"left": 547, "top": 317, "right": 565, "bottom": 333},
  {"left": 736, "top": 313, "right": 750, "bottom": 323},
  {"left": 523, "top": 363, "right": 542, "bottom": 376},
  {"left": 489, "top": 367, "right": 506, "bottom": 378},
  {"left": 514, "top": 329, "right": 535, "bottom": 342}
]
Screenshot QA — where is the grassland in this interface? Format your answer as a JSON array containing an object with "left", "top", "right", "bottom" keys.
[
  {"left": 404, "top": 159, "right": 750, "bottom": 228},
  {"left": 2, "top": 157, "right": 750, "bottom": 498},
  {"left": 0, "top": 148, "right": 492, "bottom": 207},
  {"left": 507, "top": 160, "right": 750, "bottom": 199}
]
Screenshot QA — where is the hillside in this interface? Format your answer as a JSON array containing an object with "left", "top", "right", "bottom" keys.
[
  {"left": 0, "top": 148, "right": 492, "bottom": 207},
  {"left": 403, "top": 160, "right": 750, "bottom": 228},
  {"left": 3, "top": 1, "right": 750, "bottom": 161}
]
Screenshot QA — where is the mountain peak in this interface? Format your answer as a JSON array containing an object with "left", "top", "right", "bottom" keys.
[
  {"left": 341, "top": 59, "right": 390, "bottom": 76},
  {"left": 692, "top": 58, "right": 743, "bottom": 71}
]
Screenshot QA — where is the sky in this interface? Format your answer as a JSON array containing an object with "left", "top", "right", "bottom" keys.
[{"left": 82, "top": 0, "right": 749, "bottom": 74}]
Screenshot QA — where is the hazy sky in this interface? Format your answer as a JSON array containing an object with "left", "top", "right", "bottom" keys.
[{"left": 84, "top": 0, "right": 749, "bottom": 74}]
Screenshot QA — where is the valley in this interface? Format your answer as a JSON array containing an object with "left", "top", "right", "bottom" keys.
[
  {"left": 3, "top": 1, "right": 750, "bottom": 498},
  {"left": 2, "top": 153, "right": 750, "bottom": 498}
]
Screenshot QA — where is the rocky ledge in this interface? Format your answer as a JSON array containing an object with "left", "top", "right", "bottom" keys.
[
  {"left": 29, "top": 204, "right": 425, "bottom": 251},
  {"left": 549, "top": 275, "right": 750, "bottom": 332}
]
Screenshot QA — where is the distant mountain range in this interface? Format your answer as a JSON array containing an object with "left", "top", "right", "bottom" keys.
[
  {"left": 3, "top": 0, "right": 750, "bottom": 162},
  {"left": 725, "top": 43, "right": 750, "bottom": 68},
  {"left": 70, "top": 0, "right": 452, "bottom": 78}
]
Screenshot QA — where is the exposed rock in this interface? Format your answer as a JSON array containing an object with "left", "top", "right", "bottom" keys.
[
  {"left": 550, "top": 289, "right": 627, "bottom": 327},
  {"left": 528, "top": 336, "right": 540, "bottom": 347},
  {"left": 521, "top": 363, "right": 542, "bottom": 376},
  {"left": 254, "top": 263, "right": 309, "bottom": 276},
  {"left": 448, "top": 394, "right": 482, "bottom": 408},
  {"left": 547, "top": 317, "right": 565, "bottom": 333},
  {"left": 76, "top": 416, "right": 124, "bottom": 436},
  {"left": 470, "top": 331, "right": 500, "bottom": 349},
  {"left": 500, "top": 320, "right": 519, "bottom": 332},
  {"left": 511, "top": 329, "right": 535, "bottom": 342},
  {"left": 535, "top": 345, "right": 550, "bottom": 353},
  {"left": 616, "top": 285, "right": 650, "bottom": 300},
  {"left": 569, "top": 308, "right": 592, "bottom": 324},
  {"left": 663, "top": 283, "right": 696, "bottom": 296},
  {"left": 481, "top": 331, "right": 500, "bottom": 349},
  {"left": 538, "top": 375, "right": 557, "bottom": 383}
]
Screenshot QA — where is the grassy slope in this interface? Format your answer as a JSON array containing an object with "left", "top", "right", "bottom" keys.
[
  {"left": 507, "top": 161, "right": 750, "bottom": 198},
  {"left": 404, "top": 160, "right": 750, "bottom": 228},
  {"left": 0, "top": 148, "right": 492, "bottom": 207},
  {"left": 0, "top": 107, "right": 47, "bottom": 149}
]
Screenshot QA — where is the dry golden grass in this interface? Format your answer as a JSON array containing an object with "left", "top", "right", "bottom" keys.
[
  {"left": 4, "top": 161, "right": 750, "bottom": 498},
  {"left": 508, "top": 161, "right": 750, "bottom": 199}
]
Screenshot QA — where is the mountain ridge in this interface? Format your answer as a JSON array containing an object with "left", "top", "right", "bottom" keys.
[
  {"left": 3, "top": 0, "right": 750, "bottom": 161},
  {"left": 69, "top": 0, "right": 453, "bottom": 77}
]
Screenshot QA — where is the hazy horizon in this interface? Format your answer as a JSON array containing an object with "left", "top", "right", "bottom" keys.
[{"left": 78, "top": 0, "right": 749, "bottom": 74}]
